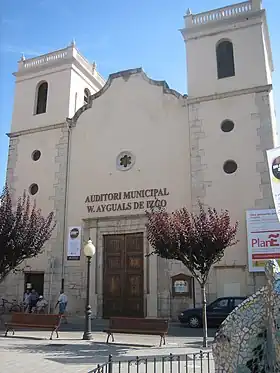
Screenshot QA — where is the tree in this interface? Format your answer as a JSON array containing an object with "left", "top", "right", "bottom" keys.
[
  {"left": 146, "top": 201, "right": 238, "bottom": 347},
  {"left": 0, "top": 186, "right": 56, "bottom": 284}
]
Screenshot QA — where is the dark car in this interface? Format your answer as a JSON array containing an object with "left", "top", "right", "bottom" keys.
[{"left": 178, "top": 296, "right": 247, "bottom": 328}]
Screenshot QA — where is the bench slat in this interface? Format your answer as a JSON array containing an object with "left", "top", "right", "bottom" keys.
[
  {"left": 8, "top": 313, "right": 60, "bottom": 327},
  {"left": 104, "top": 329, "right": 165, "bottom": 335},
  {"left": 108, "top": 317, "right": 168, "bottom": 333},
  {"left": 5, "top": 323, "right": 58, "bottom": 329}
]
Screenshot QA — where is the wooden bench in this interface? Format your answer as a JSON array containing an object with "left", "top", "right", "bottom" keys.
[
  {"left": 4, "top": 312, "right": 61, "bottom": 340},
  {"left": 104, "top": 317, "right": 169, "bottom": 347}
]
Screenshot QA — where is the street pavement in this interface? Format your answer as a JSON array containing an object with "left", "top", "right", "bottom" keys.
[{"left": 0, "top": 327, "right": 215, "bottom": 373}]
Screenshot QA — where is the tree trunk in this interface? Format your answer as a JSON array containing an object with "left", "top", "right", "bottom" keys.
[{"left": 201, "top": 283, "right": 208, "bottom": 348}]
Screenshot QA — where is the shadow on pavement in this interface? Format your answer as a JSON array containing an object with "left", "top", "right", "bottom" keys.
[
  {"left": 3, "top": 341, "right": 148, "bottom": 365},
  {"left": 59, "top": 320, "right": 217, "bottom": 338},
  {"left": 183, "top": 340, "right": 213, "bottom": 348},
  {"left": 0, "top": 315, "right": 217, "bottom": 339},
  {"left": 174, "top": 324, "right": 217, "bottom": 338}
]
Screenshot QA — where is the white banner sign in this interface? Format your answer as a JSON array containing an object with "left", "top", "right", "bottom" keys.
[
  {"left": 246, "top": 209, "right": 280, "bottom": 272},
  {"left": 67, "top": 226, "right": 81, "bottom": 260},
  {"left": 267, "top": 147, "right": 280, "bottom": 221}
]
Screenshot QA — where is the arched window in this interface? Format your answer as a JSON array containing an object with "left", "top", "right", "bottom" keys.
[
  {"left": 35, "top": 81, "right": 48, "bottom": 115},
  {"left": 84, "top": 88, "right": 90, "bottom": 105},
  {"left": 216, "top": 40, "right": 235, "bottom": 80}
]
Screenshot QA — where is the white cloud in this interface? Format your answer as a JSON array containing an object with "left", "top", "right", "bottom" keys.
[{"left": 0, "top": 44, "right": 51, "bottom": 57}]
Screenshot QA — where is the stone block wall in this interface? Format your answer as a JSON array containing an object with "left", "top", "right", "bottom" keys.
[{"left": 253, "top": 90, "right": 274, "bottom": 209}]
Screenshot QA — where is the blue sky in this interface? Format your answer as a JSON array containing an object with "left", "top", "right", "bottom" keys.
[{"left": 0, "top": 0, "right": 279, "bottom": 190}]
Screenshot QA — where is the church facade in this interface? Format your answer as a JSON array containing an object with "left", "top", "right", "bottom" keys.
[{"left": 1, "top": 0, "right": 278, "bottom": 318}]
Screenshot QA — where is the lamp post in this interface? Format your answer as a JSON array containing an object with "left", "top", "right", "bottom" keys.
[{"left": 82, "top": 238, "right": 96, "bottom": 340}]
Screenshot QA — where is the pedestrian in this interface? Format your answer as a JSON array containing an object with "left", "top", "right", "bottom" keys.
[
  {"left": 28, "top": 289, "right": 39, "bottom": 313},
  {"left": 23, "top": 289, "right": 31, "bottom": 312},
  {"left": 55, "top": 290, "right": 68, "bottom": 323},
  {"left": 36, "top": 295, "right": 48, "bottom": 314}
]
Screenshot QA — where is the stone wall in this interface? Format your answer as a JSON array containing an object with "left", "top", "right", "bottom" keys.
[
  {"left": 254, "top": 90, "right": 274, "bottom": 209},
  {"left": 48, "top": 125, "right": 70, "bottom": 308},
  {"left": 5, "top": 137, "right": 19, "bottom": 194}
]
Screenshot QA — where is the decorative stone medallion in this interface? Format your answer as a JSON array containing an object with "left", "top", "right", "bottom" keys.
[{"left": 116, "top": 151, "right": 135, "bottom": 171}]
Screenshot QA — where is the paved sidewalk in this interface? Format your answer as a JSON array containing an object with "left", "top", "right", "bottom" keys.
[{"left": 0, "top": 331, "right": 214, "bottom": 373}]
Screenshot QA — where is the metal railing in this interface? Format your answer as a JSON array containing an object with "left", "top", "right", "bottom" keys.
[{"left": 88, "top": 352, "right": 215, "bottom": 373}]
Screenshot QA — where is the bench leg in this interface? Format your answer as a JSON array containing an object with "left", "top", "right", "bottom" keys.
[
  {"left": 50, "top": 329, "right": 54, "bottom": 340},
  {"left": 106, "top": 333, "right": 114, "bottom": 343},
  {"left": 49, "top": 327, "right": 59, "bottom": 340},
  {"left": 159, "top": 335, "right": 166, "bottom": 347},
  {"left": 5, "top": 328, "right": 15, "bottom": 337}
]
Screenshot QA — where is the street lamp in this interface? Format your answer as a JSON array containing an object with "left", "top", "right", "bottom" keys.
[{"left": 82, "top": 238, "right": 96, "bottom": 340}]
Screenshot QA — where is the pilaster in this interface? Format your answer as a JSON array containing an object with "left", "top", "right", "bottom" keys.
[
  {"left": 5, "top": 137, "right": 20, "bottom": 194},
  {"left": 253, "top": 91, "right": 274, "bottom": 209},
  {"left": 188, "top": 102, "right": 208, "bottom": 212}
]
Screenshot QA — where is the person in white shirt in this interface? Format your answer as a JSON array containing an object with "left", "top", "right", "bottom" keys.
[
  {"left": 36, "top": 295, "right": 48, "bottom": 314},
  {"left": 55, "top": 291, "right": 68, "bottom": 323}
]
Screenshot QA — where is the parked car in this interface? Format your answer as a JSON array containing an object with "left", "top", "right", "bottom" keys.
[{"left": 178, "top": 296, "right": 247, "bottom": 328}]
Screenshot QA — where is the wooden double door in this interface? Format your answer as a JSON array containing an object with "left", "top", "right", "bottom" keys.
[{"left": 103, "top": 233, "right": 144, "bottom": 318}]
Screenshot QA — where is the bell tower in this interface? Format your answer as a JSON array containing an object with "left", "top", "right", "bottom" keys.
[
  {"left": 181, "top": 0, "right": 277, "bottom": 298},
  {"left": 180, "top": 0, "right": 273, "bottom": 98},
  {"left": 11, "top": 42, "right": 105, "bottom": 133}
]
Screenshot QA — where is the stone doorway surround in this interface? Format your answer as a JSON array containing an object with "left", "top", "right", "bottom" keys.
[
  {"left": 83, "top": 214, "right": 158, "bottom": 318},
  {"left": 103, "top": 232, "right": 144, "bottom": 318}
]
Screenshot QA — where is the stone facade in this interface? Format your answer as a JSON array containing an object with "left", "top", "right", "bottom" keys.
[
  {"left": 5, "top": 137, "right": 19, "bottom": 193},
  {"left": 1, "top": 0, "right": 278, "bottom": 318},
  {"left": 254, "top": 90, "right": 275, "bottom": 209},
  {"left": 188, "top": 102, "right": 208, "bottom": 210},
  {"left": 47, "top": 125, "right": 71, "bottom": 307}
]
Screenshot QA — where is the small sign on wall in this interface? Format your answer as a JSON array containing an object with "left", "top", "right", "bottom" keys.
[
  {"left": 171, "top": 273, "right": 192, "bottom": 298},
  {"left": 67, "top": 226, "right": 81, "bottom": 260}
]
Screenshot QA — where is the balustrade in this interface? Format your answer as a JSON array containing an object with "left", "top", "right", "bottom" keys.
[
  {"left": 188, "top": 1, "right": 253, "bottom": 27},
  {"left": 20, "top": 49, "right": 69, "bottom": 70}
]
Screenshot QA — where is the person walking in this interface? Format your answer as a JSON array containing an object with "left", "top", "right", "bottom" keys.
[
  {"left": 55, "top": 290, "right": 68, "bottom": 323},
  {"left": 23, "top": 289, "right": 31, "bottom": 312},
  {"left": 28, "top": 289, "right": 39, "bottom": 313}
]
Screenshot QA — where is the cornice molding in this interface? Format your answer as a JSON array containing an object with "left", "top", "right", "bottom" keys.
[
  {"left": 7, "top": 122, "right": 66, "bottom": 138},
  {"left": 186, "top": 84, "right": 272, "bottom": 105}
]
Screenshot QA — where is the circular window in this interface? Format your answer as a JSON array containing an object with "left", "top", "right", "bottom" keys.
[
  {"left": 272, "top": 156, "right": 280, "bottom": 180},
  {"left": 221, "top": 120, "right": 234, "bottom": 133},
  {"left": 31, "top": 150, "right": 41, "bottom": 161},
  {"left": 116, "top": 151, "right": 135, "bottom": 171},
  {"left": 223, "top": 160, "right": 238, "bottom": 174},
  {"left": 29, "top": 183, "right": 39, "bottom": 195}
]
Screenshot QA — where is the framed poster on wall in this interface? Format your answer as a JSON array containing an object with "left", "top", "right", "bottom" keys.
[
  {"left": 67, "top": 226, "right": 81, "bottom": 260},
  {"left": 246, "top": 209, "right": 280, "bottom": 272},
  {"left": 267, "top": 146, "right": 280, "bottom": 222}
]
